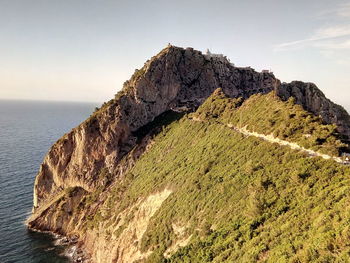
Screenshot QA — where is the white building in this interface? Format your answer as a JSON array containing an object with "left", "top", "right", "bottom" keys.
[
  {"left": 205, "top": 49, "right": 224, "bottom": 58},
  {"left": 204, "top": 49, "right": 234, "bottom": 66}
]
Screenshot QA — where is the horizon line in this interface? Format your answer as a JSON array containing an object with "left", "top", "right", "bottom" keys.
[{"left": 0, "top": 97, "right": 101, "bottom": 105}]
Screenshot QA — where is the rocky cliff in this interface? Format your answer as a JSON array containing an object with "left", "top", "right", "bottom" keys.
[
  {"left": 27, "top": 45, "right": 350, "bottom": 262},
  {"left": 276, "top": 81, "right": 350, "bottom": 139},
  {"left": 31, "top": 45, "right": 282, "bottom": 210}
]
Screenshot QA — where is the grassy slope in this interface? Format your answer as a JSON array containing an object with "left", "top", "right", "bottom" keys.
[
  {"left": 86, "top": 91, "right": 350, "bottom": 262},
  {"left": 195, "top": 89, "right": 346, "bottom": 156}
]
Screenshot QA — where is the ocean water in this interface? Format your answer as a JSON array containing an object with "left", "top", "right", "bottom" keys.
[{"left": 0, "top": 100, "right": 97, "bottom": 263}]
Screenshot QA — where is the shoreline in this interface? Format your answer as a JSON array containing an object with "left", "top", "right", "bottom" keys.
[{"left": 27, "top": 224, "right": 89, "bottom": 263}]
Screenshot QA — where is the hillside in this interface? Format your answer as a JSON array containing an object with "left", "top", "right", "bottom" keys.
[
  {"left": 27, "top": 46, "right": 350, "bottom": 262},
  {"left": 195, "top": 89, "right": 347, "bottom": 156}
]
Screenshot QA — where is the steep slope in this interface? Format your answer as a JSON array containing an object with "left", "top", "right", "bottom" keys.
[
  {"left": 31, "top": 45, "right": 280, "bottom": 211},
  {"left": 29, "top": 91, "right": 350, "bottom": 262},
  {"left": 277, "top": 81, "right": 350, "bottom": 138},
  {"left": 195, "top": 89, "right": 347, "bottom": 156},
  {"left": 30, "top": 46, "right": 350, "bottom": 212},
  {"left": 27, "top": 46, "right": 350, "bottom": 262}
]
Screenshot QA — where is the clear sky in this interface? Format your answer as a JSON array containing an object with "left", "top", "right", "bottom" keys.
[{"left": 0, "top": 0, "right": 349, "bottom": 111}]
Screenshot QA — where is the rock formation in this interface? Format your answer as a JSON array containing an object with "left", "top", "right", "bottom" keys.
[
  {"left": 276, "top": 81, "right": 350, "bottom": 138},
  {"left": 32, "top": 45, "right": 283, "bottom": 210},
  {"left": 27, "top": 45, "right": 350, "bottom": 262}
]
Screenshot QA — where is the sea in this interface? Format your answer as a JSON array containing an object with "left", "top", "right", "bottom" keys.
[{"left": 0, "top": 100, "right": 97, "bottom": 263}]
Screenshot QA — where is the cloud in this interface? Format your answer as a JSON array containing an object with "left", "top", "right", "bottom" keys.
[
  {"left": 314, "top": 39, "right": 350, "bottom": 49},
  {"left": 315, "top": 2, "right": 350, "bottom": 19},
  {"left": 274, "top": 25, "right": 350, "bottom": 50},
  {"left": 274, "top": 2, "right": 350, "bottom": 51},
  {"left": 337, "top": 2, "right": 350, "bottom": 17},
  {"left": 314, "top": 25, "right": 350, "bottom": 39}
]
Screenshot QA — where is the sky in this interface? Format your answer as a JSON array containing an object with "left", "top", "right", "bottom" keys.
[{"left": 0, "top": 0, "right": 349, "bottom": 111}]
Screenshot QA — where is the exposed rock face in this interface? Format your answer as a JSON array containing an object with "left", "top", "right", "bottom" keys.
[
  {"left": 28, "top": 45, "right": 350, "bottom": 262},
  {"left": 32, "top": 46, "right": 281, "bottom": 209},
  {"left": 276, "top": 81, "right": 350, "bottom": 138},
  {"left": 86, "top": 188, "right": 173, "bottom": 263}
]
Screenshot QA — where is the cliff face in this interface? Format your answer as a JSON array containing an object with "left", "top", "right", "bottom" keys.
[
  {"left": 276, "top": 81, "right": 350, "bottom": 139},
  {"left": 32, "top": 46, "right": 281, "bottom": 210},
  {"left": 28, "top": 45, "right": 350, "bottom": 262}
]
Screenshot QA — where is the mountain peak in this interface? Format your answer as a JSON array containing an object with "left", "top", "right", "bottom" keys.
[
  {"left": 30, "top": 46, "right": 350, "bottom": 208},
  {"left": 27, "top": 46, "right": 350, "bottom": 262}
]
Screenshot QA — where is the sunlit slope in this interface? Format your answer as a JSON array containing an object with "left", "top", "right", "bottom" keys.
[
  {"left": 86, "top": 91, "right": 350, "bottom": 262},
  {"left": 195, "top": 89, "right": 347, "bottom": 156}
]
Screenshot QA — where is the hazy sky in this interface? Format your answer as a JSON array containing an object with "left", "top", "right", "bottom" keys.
[{"left": 0, "top": 0, "right": 349, "bottom": 111}]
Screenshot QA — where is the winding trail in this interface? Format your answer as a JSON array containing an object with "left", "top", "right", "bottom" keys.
[
  {"left": 227, "top": 124, "right": 344, "bottom": 163},
  {"left": 191, "top": 116, "right": 346, "bottom": 164}
]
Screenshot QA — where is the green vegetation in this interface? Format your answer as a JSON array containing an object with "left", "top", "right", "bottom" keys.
[
  {"left": 80, "top": 91, "right": 350, "bottom": 262},
  {"left": 195, "top": 89, "right": 347, "bottom": 156}
]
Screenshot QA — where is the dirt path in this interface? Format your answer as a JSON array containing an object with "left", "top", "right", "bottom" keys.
[
  {"left": 191, "top": 116, "right": 346, "bottom": 164},
  {"left": 227, "top": 123, "right": 344, "bottom": 164}
]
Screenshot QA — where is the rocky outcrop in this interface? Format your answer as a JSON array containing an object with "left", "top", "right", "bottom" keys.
[
  {"left": 29, "top": 187, "right": 88, "bottom": 234},
  {"left": 276, "top": 81, "right": 350, "bottom": 139},
  {"left": 84, "top": 188, "right": 173, "bottom": 263},
  {"left": 31, "top": 45, "right": 280, "bottom": 210},
  {"left": 28, "top": 45, "right": 350, "bottom": 262}
]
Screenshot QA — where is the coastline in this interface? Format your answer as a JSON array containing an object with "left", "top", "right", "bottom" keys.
[{"left": 27, "top": 225, "right": 89, "bottom": 263}]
